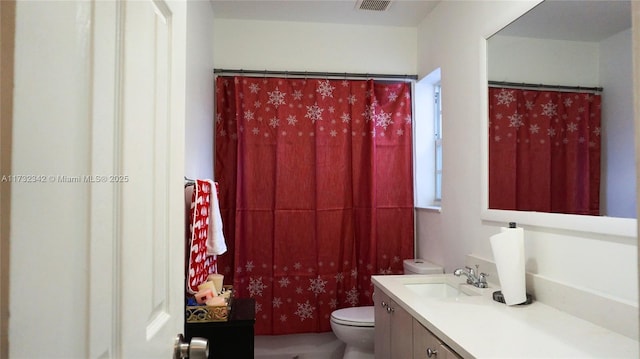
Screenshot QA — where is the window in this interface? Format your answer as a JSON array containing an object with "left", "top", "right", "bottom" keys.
[
  {"left": 414, "top": 68, "right": 442, "bottom": 210},
  {"left": 434, "top": 83, "right": 442, "bottom": 203}
]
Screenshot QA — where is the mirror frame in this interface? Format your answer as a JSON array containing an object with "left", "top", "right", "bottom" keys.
[{"left": 479, "top": 1, "right": 637, "bottom": 239}]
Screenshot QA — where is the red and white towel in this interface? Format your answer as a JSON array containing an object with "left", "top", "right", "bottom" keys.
[
  {"left": 187, "top": 179, "right": 213, "bottom": 294},
  {"left": 186, "top": 179, "right": 227, "bottom": 294}
]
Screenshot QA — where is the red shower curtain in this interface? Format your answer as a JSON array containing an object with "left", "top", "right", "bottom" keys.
[
  {"left": 214, "top": 76, "right": 414, "bottom": 335},
  {"left": 488, "top": 87, "right": 601, "bottom": 215}
]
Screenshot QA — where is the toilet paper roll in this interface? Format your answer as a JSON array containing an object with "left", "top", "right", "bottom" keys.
[{"left": 490, "top": 226, "right": 526, "bottom": 305}]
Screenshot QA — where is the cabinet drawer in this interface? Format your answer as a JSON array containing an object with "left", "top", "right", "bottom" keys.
[{"left": 412, "top": 319, "right": 461, "bottom": 359}]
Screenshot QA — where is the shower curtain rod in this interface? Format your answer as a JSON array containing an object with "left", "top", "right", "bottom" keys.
[
  {"left": 214, "top": 68, "right": 418, "bottom": 81},
  {"left": 489, "top": 80, "right": 603, "bottom": 93}
]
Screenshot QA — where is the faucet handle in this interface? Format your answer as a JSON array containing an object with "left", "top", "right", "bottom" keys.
[
  {"left": 478, "top": 273, "right": 489, "bottom": 288},
  {"left": 474, "top": 264, "right": 481, "bottom": 275},
  {"left": 465, "top": 266, "right": 475, "bottom": 276}
]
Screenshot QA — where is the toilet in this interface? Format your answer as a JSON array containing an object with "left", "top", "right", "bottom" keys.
[
  {"left": 402, "top": 258, "right": 444, "bottom": 276},
  {"left": 330, "top": 259, "right": 443, "bottom": 359}
]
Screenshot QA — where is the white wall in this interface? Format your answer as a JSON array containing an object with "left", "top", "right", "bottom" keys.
[
  {"left": 185, "top": 1, "right": 215, "bottom": 180},
  {"left": 601, "top": 29, "right": 636, "bottom": 218},
  {"left": 415, "top": 0, "right": 637, "bottom": 308},
  {"left": 487, "top": 36, "right": 600, "bottom": 86},
  {"left": 213, "top": 19, "right": 417, "bottom": 74}
]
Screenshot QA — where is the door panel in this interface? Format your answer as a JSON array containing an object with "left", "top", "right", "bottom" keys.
[
  {"left": 89, "top": 0, "right": 185, "bottom": 357},
  {"left": 120, "top": 0, "right": 181, "bottom": 356}
]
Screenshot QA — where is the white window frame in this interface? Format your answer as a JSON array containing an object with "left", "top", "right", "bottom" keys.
[
  {"left": 434, "top": 83, "right": 442, "bottom": 204},
  {"left": 413, "top": 68, "right": 442, "bottom": 211}
]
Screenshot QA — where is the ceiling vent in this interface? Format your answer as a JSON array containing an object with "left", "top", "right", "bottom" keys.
[{"left": 356, "top": 0, "right": 392, "bottom": 12}]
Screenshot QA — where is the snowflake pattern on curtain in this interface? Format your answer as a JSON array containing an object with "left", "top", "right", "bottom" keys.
[
  {"left": 490, "top": 88, "right": 601, "bottom": 146},
  {"left": 214, "top": 76, "right": 415, "bottom": 334},
  {"left": 488, "top": 87, "right": 601, "bottom": 214},
  {"left": 216, "top": 78, "right": 411, "bottom": 141}
]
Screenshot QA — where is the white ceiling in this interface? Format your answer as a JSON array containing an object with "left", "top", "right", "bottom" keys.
[
  {"left": 496, "top": 0, "right": 631, "bottom": 42},
  {"left": 209, "top": 0, "right": 440, "bottom": 27},
  {"left": 210, "top": 0, "right": 632, "bottom": 42}
]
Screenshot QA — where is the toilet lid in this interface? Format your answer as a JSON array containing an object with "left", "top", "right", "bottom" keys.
[{"left": 331, "top": 306, "right": 375, "bottom": 327}]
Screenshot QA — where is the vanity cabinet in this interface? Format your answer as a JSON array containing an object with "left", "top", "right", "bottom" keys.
[
  {"left": 374, "top": 284, "right": 463, "bottom": 359},
  {"left": 413, "top": 319, "right": 462, "bottom": 359},
  {"left": 374, "top": 288, "right": 413, "bottom": 359}
]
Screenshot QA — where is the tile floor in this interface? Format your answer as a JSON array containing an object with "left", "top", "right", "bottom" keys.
[{"left": 254, "top": 332, "right": 345, "bottom": 359}]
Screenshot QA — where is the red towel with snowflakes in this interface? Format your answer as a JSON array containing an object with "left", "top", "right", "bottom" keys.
[{"left": 187, "top": 179, "right": 213, "bottom": 294}]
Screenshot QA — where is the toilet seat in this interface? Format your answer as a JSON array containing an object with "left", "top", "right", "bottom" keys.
[{"left": 330, "top": 306, "right": 374, "bottom": 327}]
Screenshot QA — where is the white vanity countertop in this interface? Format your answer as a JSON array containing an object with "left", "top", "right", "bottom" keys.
[{"left": 372, "top": 274, "right": 639, "bottom": 358}]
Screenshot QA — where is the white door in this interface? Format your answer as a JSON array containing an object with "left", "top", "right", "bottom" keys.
[{"left": 89, "top": 0, "right": 187, "bottom": 357}]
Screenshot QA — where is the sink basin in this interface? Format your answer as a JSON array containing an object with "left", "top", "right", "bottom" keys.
[{"left": 404, "top": 282, "right": 477, "bottom": 298}]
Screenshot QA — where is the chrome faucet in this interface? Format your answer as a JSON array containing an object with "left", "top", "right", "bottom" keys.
[{"left": 453, "top": 265, "right": 489, "bottom": 288}]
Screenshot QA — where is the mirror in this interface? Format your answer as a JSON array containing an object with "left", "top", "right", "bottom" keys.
[{"left": 486, "top": 0, "right": 635, "bottom": 219}]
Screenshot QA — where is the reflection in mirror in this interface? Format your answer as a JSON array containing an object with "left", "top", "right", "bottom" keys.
[{"left": 487, "top": 0, "right": 635, "bottom": 218}]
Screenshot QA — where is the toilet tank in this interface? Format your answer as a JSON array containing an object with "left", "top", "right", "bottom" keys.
[{"left": 403, "top": 259, "right": 443, "bottom": 275}]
